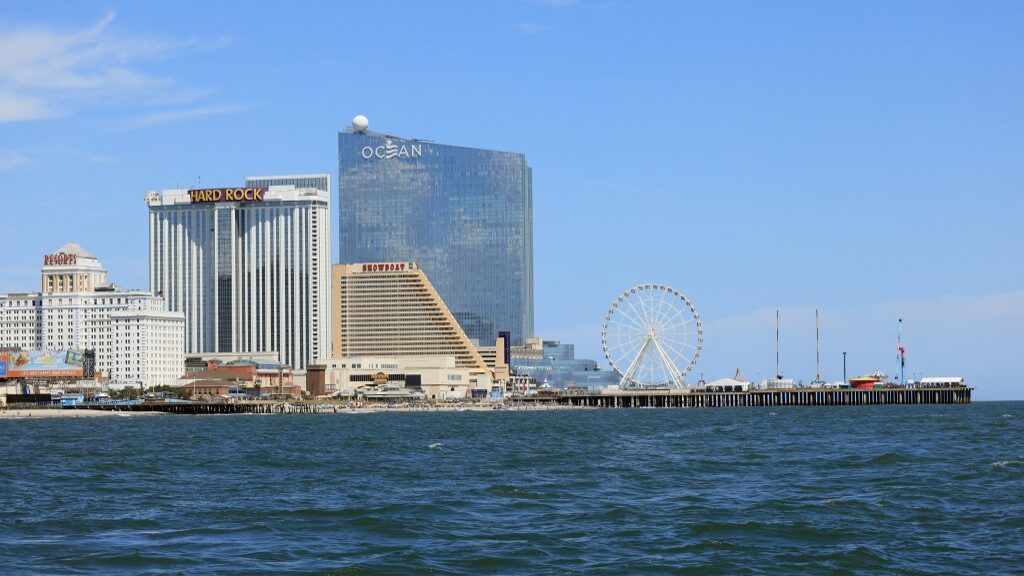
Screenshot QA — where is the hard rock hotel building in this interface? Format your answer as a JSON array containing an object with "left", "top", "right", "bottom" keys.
[{"left": 145, "top": 175, "right": 331, "bottom": 371}]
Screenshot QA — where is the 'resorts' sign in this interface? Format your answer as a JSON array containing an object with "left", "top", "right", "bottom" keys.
[{"left": 43, "top": 252, "right": 78, "bottom": 266}]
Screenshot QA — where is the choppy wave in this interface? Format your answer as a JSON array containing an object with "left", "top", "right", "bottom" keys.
[
  {"left": 0, "top": 402, "right": 1022, "bottom": 574},
  {"left": 991, "top": 457, "right": 1024, "bottom": 468}
]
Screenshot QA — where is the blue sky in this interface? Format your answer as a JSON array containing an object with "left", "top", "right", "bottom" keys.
[{"left": 1, "top": 1, "right": 1022, "bottom": 399}]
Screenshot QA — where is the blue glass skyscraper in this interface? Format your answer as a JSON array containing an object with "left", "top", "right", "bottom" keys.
[{"left": 338, "top": 120, "right": 534, "bottom": 346}]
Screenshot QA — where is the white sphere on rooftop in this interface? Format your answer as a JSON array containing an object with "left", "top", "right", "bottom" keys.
[{"left": 352, "top": 115, "right": 369, "bottom": 133}]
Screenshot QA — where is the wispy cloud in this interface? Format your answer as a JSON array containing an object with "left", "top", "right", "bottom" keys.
[
  {"left": 0, "top": 11, "right": 236, "bottom": 126},
  {"left": 514, "top": 23, "right": 550, "bottom": 36},
  {"left": 120, "top": 104, "right": 248, "bottom": 130},
  {"left": 0, "top": 145, "right": 117, "bottom": 171},
  {"left": 0, "top": 149, "right": 30, "bottom": 171},
  {"left": 0, "top": 92, "right": 54, "bottom": 122}
]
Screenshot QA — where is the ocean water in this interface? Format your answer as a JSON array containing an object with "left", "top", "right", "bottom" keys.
[{"left": 2, "top": 402, "right": 1023, "bottom": 575}]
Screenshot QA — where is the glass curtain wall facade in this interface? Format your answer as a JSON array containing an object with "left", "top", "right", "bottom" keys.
[
  {"left": 510, "top": 339, "right": 620, "bottom": 389},
  {"left": 338, "top": 130, "right": 534, "bottom": 346}
]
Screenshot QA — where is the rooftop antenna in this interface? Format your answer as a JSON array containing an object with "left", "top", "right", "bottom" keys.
[{"left": 776, "top": 309, "right": 782, "bottom": 380}]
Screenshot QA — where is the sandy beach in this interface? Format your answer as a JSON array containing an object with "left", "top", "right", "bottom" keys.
[
  {"left": 0, "top": 408, "right": 163, "bottom": 419},
  {"left": 0, "top": 402, "right": 589, "bottom": 419}
]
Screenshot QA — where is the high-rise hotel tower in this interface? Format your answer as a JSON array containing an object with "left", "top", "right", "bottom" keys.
[
  {"left": 145, "top": 176, "right": 330, "bottom": 371},
  {"left": 338, "top": 117, "right": 534, "bottom": 346}
]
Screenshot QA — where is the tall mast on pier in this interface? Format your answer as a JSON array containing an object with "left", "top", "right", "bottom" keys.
[
  {"left": 897, "top": 318, "right": 905, "bottom": 385},
  {"left": 776, "top": 309, "right": 782, "bottom": 380},
  {"left": 815, "top": 309, "right": 822, "bottom": 383}
]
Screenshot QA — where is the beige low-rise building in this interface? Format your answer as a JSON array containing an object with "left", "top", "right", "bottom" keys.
[{"left": 308, "top": 355, "right": 492, "bottom": 401}]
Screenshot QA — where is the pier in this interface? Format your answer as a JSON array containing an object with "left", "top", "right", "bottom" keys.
[
  {"left": 521, "top": 386, "right": 972, "bottom": 408},
  {"left": 4, "top": 386, "right": 971, "bottom": 414}
]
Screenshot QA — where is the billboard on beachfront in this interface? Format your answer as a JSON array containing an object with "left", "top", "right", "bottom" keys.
[{"left": 0, "top": 350, "right": 85, "bottom": 379}]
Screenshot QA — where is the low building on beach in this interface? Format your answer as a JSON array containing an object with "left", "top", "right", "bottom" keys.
[{"left": 307, "top": 355, "right": 492, "bottom": 401}]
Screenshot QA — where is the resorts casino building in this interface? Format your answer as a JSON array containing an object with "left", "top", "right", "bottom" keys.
[
  {"left": 338, "top": 118, "right": 534, "bottom": 347},
  {"left": 145, "top": 175, "right": 331, "bottom": 372},
  {"left": 0, "top": 243, "right": 185, "bottom": 388}
]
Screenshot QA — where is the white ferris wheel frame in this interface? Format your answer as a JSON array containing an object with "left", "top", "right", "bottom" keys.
[{"left": 601, "top": 284, "right": 703, "bottom": 389}]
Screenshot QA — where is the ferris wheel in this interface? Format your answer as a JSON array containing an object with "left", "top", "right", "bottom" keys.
[{"left": 601, "top": 284, "right": 702, "bottom": 389}]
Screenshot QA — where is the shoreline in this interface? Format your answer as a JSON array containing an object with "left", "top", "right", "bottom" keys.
[
  {"left": 0, "top": 403, "right": 589, "bottom": 418},
  {"left": 0, "top": 408, "right": 166, "bottom": 419}
]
